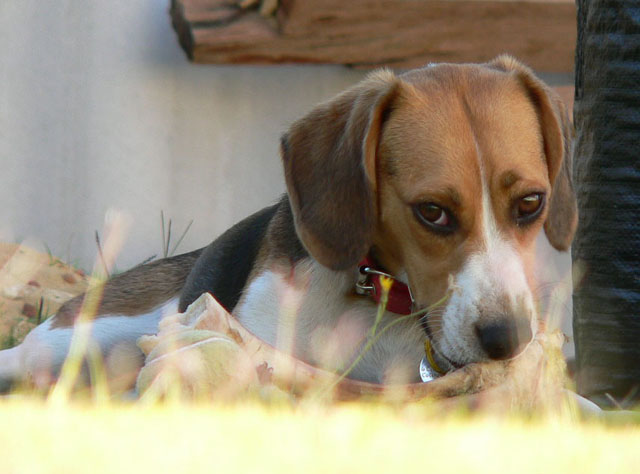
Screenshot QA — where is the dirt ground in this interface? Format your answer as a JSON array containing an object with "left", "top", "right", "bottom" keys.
[{"left": 0, "top": 243, "right": 88, "bottom": 348}]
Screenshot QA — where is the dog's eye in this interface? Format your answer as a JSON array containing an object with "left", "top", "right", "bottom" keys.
[
  {"left": 515, "top": 193, "right": 545, "bottom": 224},
  {"left": 413, "top": 203, "right": 454, "bottom": 233}
]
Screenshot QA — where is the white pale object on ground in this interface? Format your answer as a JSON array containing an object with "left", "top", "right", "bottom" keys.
[{"left": 136, "top": 293, "right": 590, "bottom": 415}]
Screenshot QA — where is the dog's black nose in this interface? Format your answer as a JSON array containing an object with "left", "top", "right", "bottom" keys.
[{"left": 475, "top": 318, "right": 532, "bottom": 360}]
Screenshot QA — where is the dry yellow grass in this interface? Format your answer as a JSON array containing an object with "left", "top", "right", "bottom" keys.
[
  {"left": 0, "top": 400, "right": 638, "bottom": 474},
  {"left": 2, "top": 244, "right": 638, "bottom": 473}
]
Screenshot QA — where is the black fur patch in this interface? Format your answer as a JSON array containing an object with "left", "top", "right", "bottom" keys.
[
  {"left": 178, "top": 200, "right": 281, "bottom": 312},
  {"left": 265, "top": 195, "right": 309, "bottom": 263}
]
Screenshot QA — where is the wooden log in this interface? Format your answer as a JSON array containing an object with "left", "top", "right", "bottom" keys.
[{"left": 170, "top": 0, "right": 576, "bottom": 72}]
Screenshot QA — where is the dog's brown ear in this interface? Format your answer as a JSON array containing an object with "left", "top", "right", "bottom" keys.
[
  {"left": 281, "top": 70, "right": 399, "bottom": 270},
  {"left": 540, "top": 96, "right": 577, "bottom": 251},
  {"left": 490, "top": 55, "right": 578, "bottom": 251}
]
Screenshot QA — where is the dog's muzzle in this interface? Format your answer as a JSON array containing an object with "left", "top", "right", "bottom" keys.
[{"left": 475, "top": 317, "right": 533, "bottom": 360}]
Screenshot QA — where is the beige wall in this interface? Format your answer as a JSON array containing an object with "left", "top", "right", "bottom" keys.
[
  {"left": 0, "top": 1, "right": 573, "bottom": 352},
  {"left": 0, "top": 0, "right": 366, "bottom": 270}
]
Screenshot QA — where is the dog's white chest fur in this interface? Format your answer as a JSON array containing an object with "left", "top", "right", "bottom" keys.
[{"left": 233, "top": 259, "right": 424, "bottom": 384}]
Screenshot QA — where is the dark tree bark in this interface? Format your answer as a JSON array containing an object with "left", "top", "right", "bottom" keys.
[{"left": 573, "top": 0, "right": 640, "bottom": 408}]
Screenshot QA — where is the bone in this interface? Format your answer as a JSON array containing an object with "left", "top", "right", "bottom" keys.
[{"left": 138, "top": 292, "right": 576, "bottom": 412}]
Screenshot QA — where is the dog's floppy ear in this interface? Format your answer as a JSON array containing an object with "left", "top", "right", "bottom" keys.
[
  {"left": 490, "top": 55, "right": 578, "bottom": 251},
  {"left": 281, "top": 71, "right": 399, "bottom": 270}
]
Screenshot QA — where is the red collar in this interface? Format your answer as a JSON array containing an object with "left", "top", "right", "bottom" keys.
[{"left": 356, "top": 256, "right": 414, "bottom": 315}]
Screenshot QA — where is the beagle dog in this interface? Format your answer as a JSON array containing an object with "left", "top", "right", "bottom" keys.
[{"left": 0, "top": 56, "right": 577, "bottom": 390}]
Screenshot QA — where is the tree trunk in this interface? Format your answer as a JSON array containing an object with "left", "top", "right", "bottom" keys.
[{"left": 573, "top": 0, "right": 640, "bottom": 408}]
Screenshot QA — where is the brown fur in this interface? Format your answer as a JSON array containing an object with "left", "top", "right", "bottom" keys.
[
  {"left": 281, "top": 70, "right": 400, "bottom": 270},
  {"left": 242, "top": 196, "right": 308, "bottom": 285},
  {"left": 281, "top": 56, "right": 577, "bottom": 323},
  {"left": 2, "top": 57, "right": 578, "bottom": 389},
  {"left": 489, "top": 55, "right": 578, "bottom": 251},
  {"left": 51, "top": 250, "right": 202, "bottom": 328},
  {"left": 53, "top": 58, "right": 576, "bottom": 346}
]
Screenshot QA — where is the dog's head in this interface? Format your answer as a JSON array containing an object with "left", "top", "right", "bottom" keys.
[{"left": 281, "top": 56, "right": 577, "bottom": 367}]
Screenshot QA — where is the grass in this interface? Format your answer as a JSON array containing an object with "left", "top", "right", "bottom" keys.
[
  {"left": 4, "top": 229, "right": 639, "bottom": 472},
  {"left": 0, "top": 400, "right": 638, "bottom": 473},
  {"left": 94, "top": 211, "right": 194, "bottom": 275},
  {"left": 1, "top": 276, "right": 635, "bottom": 474},
  {"left": 0, "top": 320, "right": 18, "bottom": 350},
  {"left": 34, "top": 296, "right": 50, "bottom": 325},
  {"left": 161, "top": 210, "right": 194, "bottom": 258},
  {"left": 43, "top": 242, "right": 67, "bottom": 268}
]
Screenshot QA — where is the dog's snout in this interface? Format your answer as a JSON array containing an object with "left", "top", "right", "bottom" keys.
[{"left": 475, "top": 318, "right": 532, "bottom": 360}]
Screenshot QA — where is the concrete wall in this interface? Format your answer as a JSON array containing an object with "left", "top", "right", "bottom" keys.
[
  {"left": 0, "top": 1, "right": 573, "bottom": 350},
  {"left": 0, "top": 0, "right": 366, "bottom": 270}
]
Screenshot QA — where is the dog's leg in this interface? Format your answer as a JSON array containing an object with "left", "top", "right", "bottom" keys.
[
  {"left": 0, "top": 298, "right": 178, "bottom": 391},
  {"left": 0, "top": 250, "right": 201, "bottom": 392},
  {"left": 0, "top": 347, "right": 21, "bottom": 392}
]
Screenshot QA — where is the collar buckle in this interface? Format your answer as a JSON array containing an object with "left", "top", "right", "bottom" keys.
[
  {"left": 356, "top": 265, "right": 392, "bottom": 296},
  {"left": 355, "top": 257, "right": 415, "bottom": 315}
]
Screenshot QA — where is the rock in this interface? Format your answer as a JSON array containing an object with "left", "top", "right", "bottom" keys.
[
  {"left": 61, "top": 273, "right": 77, "bottom": 284},
  {"left": 0, "top": 242, "right": 88, "bottom": 346},
  {"left": 21, "top": 303, "right": 38, "bottom": 319},
  {"left": 2, "top": 285, "right": 35, "bottom": 300}
]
